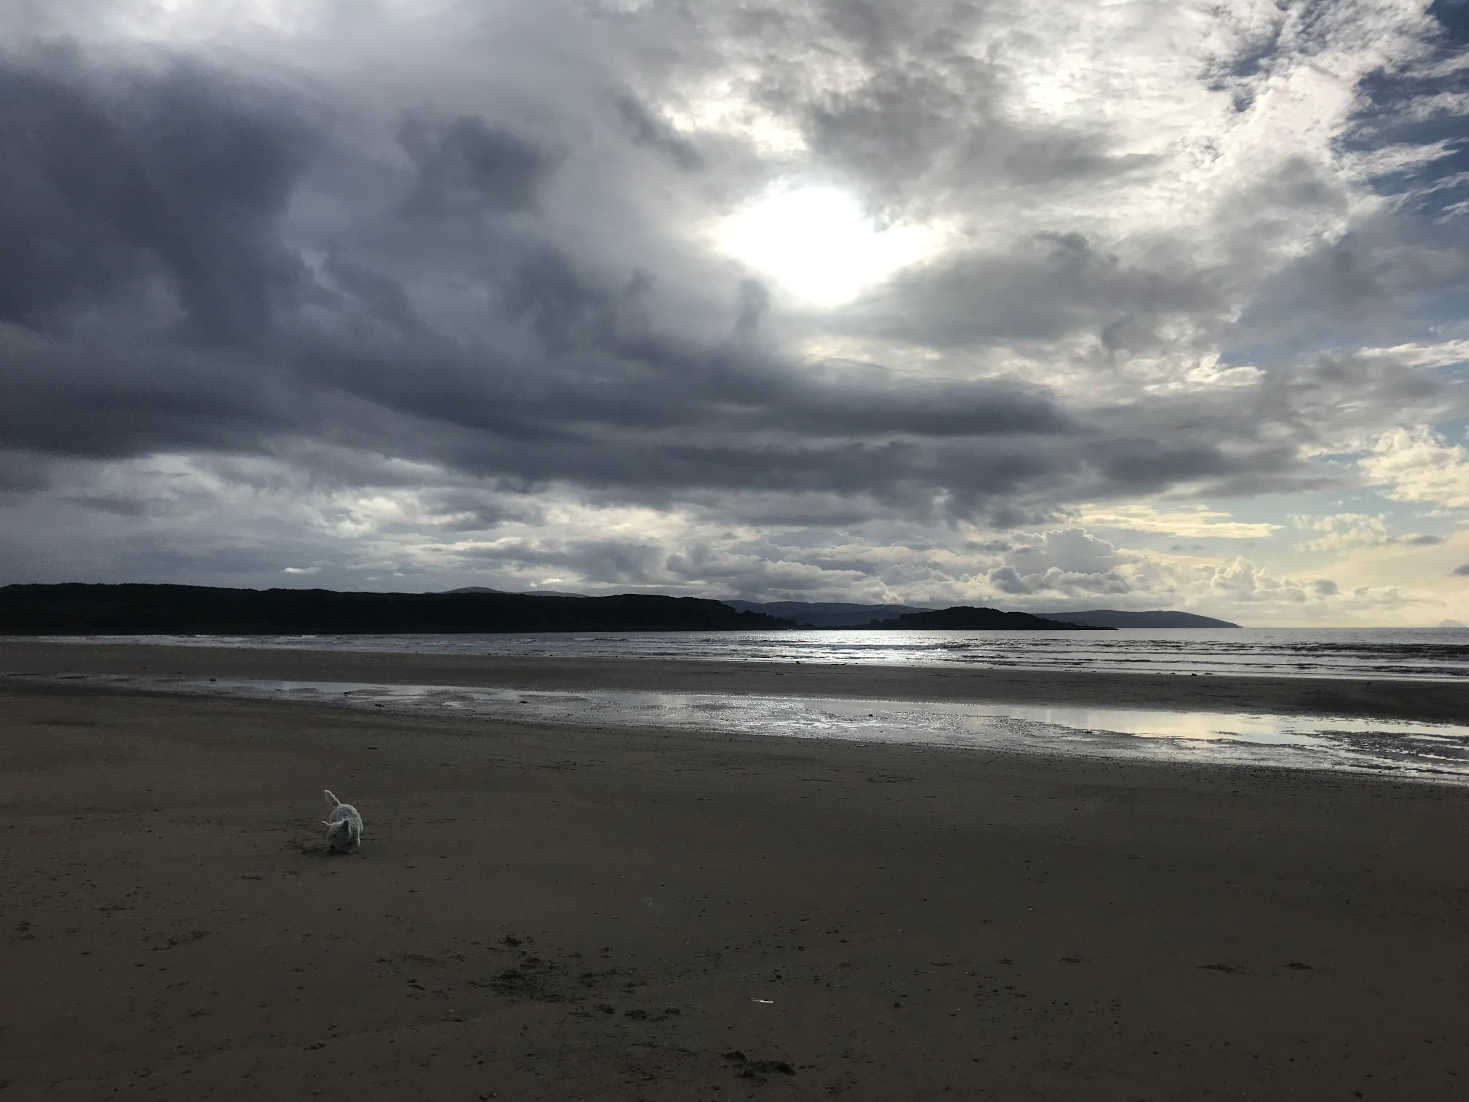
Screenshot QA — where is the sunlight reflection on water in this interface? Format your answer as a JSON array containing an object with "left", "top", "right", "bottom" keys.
[
  {"left": 167, "top": 677, "right": 1469, "bottom": 784},
  {"left": 24, "top": 626, "right": 1469, "bottom": 679}
]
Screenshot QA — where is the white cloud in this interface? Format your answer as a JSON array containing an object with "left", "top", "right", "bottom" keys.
[
  {"left": 1279, "top": 523, "right": 1469, "bottom": 624},
  {"left": 1075, "top": 503, "right": 1278, "bottom": 540},
  {"left": 1359, "top": 427, "right": 1469, "bottom": 509},
  {"left": 1291, "top": 512, "right": 1390, "bottom": 551},
  {"left": 1348, "top": 338, "right": 1469, "bottom": 370},
  {"left": 1012, "top": 529, "right": 1121, "bottom": 575}
]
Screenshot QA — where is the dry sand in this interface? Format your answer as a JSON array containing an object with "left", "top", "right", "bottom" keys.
[{"left": 2, "top": 643, "right": 1467, "bottom": 1099}]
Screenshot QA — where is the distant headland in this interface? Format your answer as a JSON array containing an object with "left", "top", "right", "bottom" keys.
[
  {"left": 866, "top": 606, "right": 1113, "bottom": 630},
  {"left": 726, "top": 601, "right": 1238, "bottom": 629}
]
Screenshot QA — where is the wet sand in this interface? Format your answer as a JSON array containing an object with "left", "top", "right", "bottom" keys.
[
  {"left": 1, "top": 644, "right": 1467, "bottom": 1099},
  {"left": 2, "top": 639, "right": 1465, "bottom": 721}
]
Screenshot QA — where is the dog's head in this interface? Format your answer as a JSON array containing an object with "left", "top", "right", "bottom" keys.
[{"left": 323, "top": 819, "right": 351, "bottom": 848}]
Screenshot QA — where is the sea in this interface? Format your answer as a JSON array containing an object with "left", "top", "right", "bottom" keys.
[{"left": 16, "top": 627, "right": 1469, "bottom": 784}]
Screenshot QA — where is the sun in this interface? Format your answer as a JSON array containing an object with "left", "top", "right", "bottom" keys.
[{"left": 714, "top": 184, "right": 935, "bottom": 308}]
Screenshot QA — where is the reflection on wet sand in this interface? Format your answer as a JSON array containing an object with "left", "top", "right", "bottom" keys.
[{"left": 132, "top": 677, "right": 1469, "bottom": 783}]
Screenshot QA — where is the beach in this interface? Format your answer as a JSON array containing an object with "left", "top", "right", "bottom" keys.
[{"left": 2, "top": 643, "right": 1467, "bottom": 1099}]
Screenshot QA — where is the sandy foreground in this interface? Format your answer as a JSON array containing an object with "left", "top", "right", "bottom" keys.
[{"left": 1, "top": 644, "right": 1467, "bottom": 1099}]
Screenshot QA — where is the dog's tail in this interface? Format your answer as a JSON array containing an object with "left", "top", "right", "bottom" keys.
[{"left": 323, "top": 789, "right": 341, "bottom": 808}]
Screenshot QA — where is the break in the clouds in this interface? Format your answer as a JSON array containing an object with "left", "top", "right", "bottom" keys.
[{"left": 2, "top": 0, "right": 1467, "bottom": 625}]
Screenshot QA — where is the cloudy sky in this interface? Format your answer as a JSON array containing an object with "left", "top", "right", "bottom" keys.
[{"left": 3, "top": 0, "right": 1468, "bottom": 625}]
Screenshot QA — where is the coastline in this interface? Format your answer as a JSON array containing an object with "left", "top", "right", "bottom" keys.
[
  {"left": 2, "top": 645, "right": 1468, "bottom": 1098},
  {"left": 2, "top": 639, "right": 1465, "bottom": 722}
]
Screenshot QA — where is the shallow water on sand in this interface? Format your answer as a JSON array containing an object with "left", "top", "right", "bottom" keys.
[
  {"left": 140, "top": 676, "right": 1469, "bottom": 784},
  {"left": 22, "top": 625, "right": 1469, "bottom": 679}
]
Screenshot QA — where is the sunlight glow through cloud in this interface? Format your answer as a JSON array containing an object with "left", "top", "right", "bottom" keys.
[{"left": 715, "top": 185, "right": 937, "bottom": 307}]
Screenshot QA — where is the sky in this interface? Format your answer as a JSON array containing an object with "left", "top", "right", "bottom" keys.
[{"left": 2, "top": 0, "right": 1468, "bottom": 626}]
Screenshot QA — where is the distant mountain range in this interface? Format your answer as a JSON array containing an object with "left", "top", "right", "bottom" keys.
[
  {"left": 0, "top": 584, "right": 1239, "bottom": 635},
  {"left": 725, "top": 600, "right": 1237, "bottom": 629},
  {"left": 0, "top": 584, "right": 791, "bottom": 635}
]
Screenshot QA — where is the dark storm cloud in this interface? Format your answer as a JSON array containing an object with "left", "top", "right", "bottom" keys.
[
  {"left": 1062, "top": 339, "right": 1463, "bottom": 502},
  {"left": 0, "top": 202, "right": 1070, "bottom": 513},
  {"left": 0, "top": 327, "right": 308, "bottom": 459},
  {"left": 317, "top": 256, "right": 431, "bottom": 340},
  {"left": 398, "top": 114, "right": 557, "bottom": 216},
  {"left": 1064, "top": 395, "right": 1324, "bottom": 503},
  {"left": 847, "top": 231, "right": 1227, "bottom": 351},
  {"left": 1454, "top": 562, "right": 1469, "bottom": 576},
  {"left": 768, "top": 374, "right": 1069, "bottom": 437},
  {"left": 269, "top": 219, "right": 1081, "bottom": 498},
  {"left": 278, "top": 261, "right": 1070, "bottom": 475},
  {"left": 0, "top": 449, "right": 56, "bottom": 493},
  {"left": 0, "top": 45, "right": 312, "bottom": 345}
]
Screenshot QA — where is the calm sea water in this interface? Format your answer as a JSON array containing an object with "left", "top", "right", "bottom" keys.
[
  {"left": 17, "top": 627, "right": 1469, "bottom": 783},
  {"left": 38, "top": 626, "right": 1469, "bottom": 679}
]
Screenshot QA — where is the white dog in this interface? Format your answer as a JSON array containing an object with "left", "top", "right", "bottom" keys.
[{"left": 321, "top": 789, "right": 364, "bottom": 854}]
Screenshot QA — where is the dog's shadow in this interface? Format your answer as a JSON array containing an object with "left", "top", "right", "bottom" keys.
[{"left": 293, "top": 838, "right": 374, "bottom": 859}]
